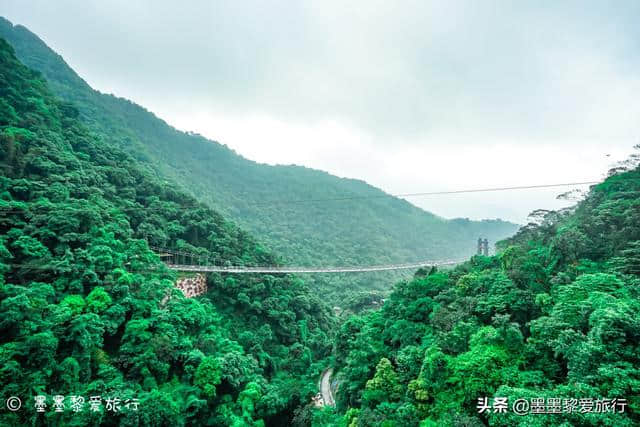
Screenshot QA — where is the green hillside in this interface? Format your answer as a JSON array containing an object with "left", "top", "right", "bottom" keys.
[
  {"left": 0, "top": 17, "right": 519, "bottom": 304},
  {"left": 318, "top": 156, "right": 640, "bottom": 425},
  {"left": 3, "top": 14, "right": 639, "bottom": 427},
  {"left": 0, "top": 37, "right": 334, "bottom": 426}
]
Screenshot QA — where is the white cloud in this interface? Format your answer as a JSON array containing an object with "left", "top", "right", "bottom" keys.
[{"left": 2, "top": 0, "right": 639, "bottom": 222}]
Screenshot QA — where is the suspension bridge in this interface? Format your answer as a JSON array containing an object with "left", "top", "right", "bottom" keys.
[{"left": 151, "top": 246, "right": 465, "bottom": 274}]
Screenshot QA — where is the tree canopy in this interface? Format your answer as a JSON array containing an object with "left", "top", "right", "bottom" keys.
[
  {"left": 0, "top": 37, "right": 334, "bottom": 426},
  {"left": 0, "top": 16, "right": 519, "bottom": 306},
  {"left": 321, "top": 157, "right": 640, "bottom": 426}
]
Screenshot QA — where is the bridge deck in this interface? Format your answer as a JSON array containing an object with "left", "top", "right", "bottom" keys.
[{"left": 166, "top": 259, "right": 462, "bottom": 273}]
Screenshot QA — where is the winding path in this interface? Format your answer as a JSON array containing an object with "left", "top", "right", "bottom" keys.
[{"left": 320, "top": 369, "right": 335, "bottom": 407}]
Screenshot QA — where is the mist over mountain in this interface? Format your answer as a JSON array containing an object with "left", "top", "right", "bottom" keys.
[
  {"left": 2, "top": 11, "right": 640, "bottom": 427},
  {"left": 0, "top": 17, "right": 519, "bottom": 303}
]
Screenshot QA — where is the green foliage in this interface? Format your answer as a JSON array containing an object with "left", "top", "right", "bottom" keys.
[
  {"left": 0, "top": 36, "right": 335, "bottom": 425},
  {"left": 194, "top": 356, "right": 222, "bottom": 398},
  {"left": 86, "top": 286, "right": 112, "bottom": 313},
  {"left": 3, "top": 16, "right": 640, "bottom": 426},
  {"left": 362, "top": 358, "right": 402, "bottom": 406},
  {"left": 0, "top": 16, "right": 519, "bottom": 307},
  {"left": 60, "top": 294, "right": 85, "bottom": 315},
  {"left": 329, "top": 162, "right": 640, "bottom": 425}
]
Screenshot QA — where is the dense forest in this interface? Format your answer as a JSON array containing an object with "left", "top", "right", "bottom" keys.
[
  {"left": 316, "top": 155, "right": 640, "bottom": 425},
  {"left": 0, "top": 17, "right": 519, "bottom": 305},
  {"left": 3, "top": 15, "right": 639, "bottom": 427},
  {"left": 0, "top": 37, "right": 335, "bottom": 425}
]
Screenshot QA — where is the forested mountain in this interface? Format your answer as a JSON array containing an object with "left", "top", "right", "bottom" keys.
[
  {"left": 0, "top": 17, "right": 519, "bottom": 304},
  {"left": 0, "top": 37, "right": 334, "bottom": 425},
  {"left": 3, "top": 13, "right": 640, "bottom": 427},
  {"left": 317, "top": 155, "right": 640, "bottom": 425}
]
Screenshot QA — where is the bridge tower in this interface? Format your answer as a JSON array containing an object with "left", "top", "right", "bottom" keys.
[{"left": 477, "top": 238, "right": 490, "bottom": 256}]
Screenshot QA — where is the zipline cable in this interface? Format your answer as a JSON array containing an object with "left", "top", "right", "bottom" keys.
[{"left": 0, "top": 180, "right": 600, "bottom": 213}]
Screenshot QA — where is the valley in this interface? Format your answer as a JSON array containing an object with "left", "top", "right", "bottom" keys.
[
  {"left": 0, "top": 16, "right": 519, "bottom": 307},
  {"left": 1, "top": 12, "right": 639, "bottom": 427}
]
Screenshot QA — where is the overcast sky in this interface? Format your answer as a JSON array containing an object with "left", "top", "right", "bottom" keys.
[{"left": 3, "top": 1, "right": 639, "bottom": 223}]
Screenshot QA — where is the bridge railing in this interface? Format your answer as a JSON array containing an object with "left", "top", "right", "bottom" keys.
[
  {"left": 151, "top": 245, "right": 464, "bottom": 274},
  {"left": 164, "top": 259, "right": 464, "bottom": 274}
]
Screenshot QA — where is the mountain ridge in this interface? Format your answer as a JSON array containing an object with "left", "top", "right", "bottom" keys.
[{"left": 0, "top": 17, "right": 520, "bottom": 303}]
